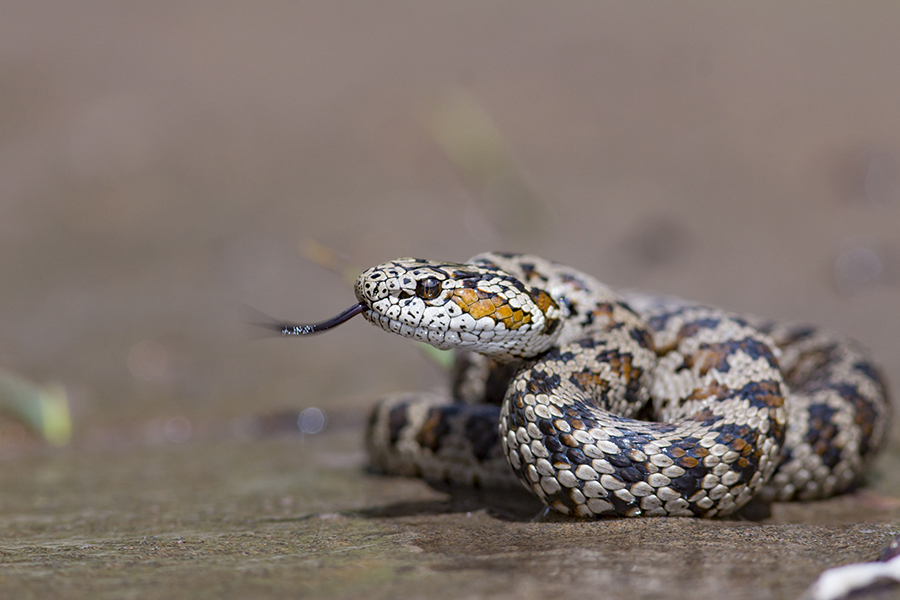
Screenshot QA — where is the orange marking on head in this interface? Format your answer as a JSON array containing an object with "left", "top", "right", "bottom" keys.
[
  {"left": 494, "top": 304, "right": 513, "bottom": 320},
  {"left": 468, "top": 299, "right": 497, "bottom": 320},
  {"left": 501, "top": 309, "right": 529, "bottom": 330},
  {"left": 452, "top": 288, "right": 479, "bottom": 307},
  {"left": 529, "top": 289, "right": 558, "bottom": 315}
]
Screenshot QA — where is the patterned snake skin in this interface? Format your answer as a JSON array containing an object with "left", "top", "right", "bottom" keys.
[{"left": 301, "top": 252, "right": 891, "bottom": 518}]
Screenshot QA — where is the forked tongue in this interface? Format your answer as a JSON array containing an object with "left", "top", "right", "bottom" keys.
[{"left": 265, "top": 302, "right": 366, "bottom": 336}]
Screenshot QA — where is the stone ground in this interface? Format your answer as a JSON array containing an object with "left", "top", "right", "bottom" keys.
[{"left": 1, "top": 3, "right": 900, "bottom": 599}]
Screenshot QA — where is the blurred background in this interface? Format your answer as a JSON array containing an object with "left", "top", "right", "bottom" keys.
[{"left": 1, "top": 2, "right": 898, "bottom": 453}]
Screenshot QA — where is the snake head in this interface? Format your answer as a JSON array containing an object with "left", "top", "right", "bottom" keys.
[{"left": 354, "top": 258, "right": 563, "bottom": 359}]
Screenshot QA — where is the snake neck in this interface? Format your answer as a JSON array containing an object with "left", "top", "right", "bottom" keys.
[{"left": 468, "top": 253, "right": 647, "bottom": 348}]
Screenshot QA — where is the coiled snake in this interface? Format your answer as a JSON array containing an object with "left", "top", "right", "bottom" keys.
[{"left": 280, "top": 252, "right": 891, "bottom": 518}]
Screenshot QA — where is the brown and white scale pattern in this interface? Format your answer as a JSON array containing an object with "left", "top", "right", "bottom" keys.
[{"left": 359, "top": 252, "right": 891, "bottom": 518}]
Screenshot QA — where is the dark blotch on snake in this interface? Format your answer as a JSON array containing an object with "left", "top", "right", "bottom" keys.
[
  {"left": 692, "top": 317, "right": 722, "bottom": 330},
  {"left": 608, "top": 454, "right": 632, "bottom": 469},
  {"left": 526, "top": 370, "right": 561, "bottom": 395},
  {"left": 780, "top": 325, "right": 817, "bottom": 345},
  {"left": 828, "top": 382, "right": 879, "bottom": 455},
  {"left": 620, "top": 467, "right": 643, "bottom": 483},
  {"left": 576, "top": 337, "right": 603, "bottom": 349},
  {"left": 507, "top": 406, "right": 526, "bottom": 430},
  {"left": 566, "top": 448, "right": 590, "bottom": 464},
  {"left": 537, "top": 418, "right": 557, "bottom": 436},
  {"left": 387, "top": 406, "right": 408, "bottom": 446},
  {"left": 853, "top": 361, "right": 887, "bottom": 390},
  {"left": 414, "top": 406, "right": 455, "bottom": 452},
  {"left": 608, "top": 489, "right": 635, "bottom": 514},
  {"left": 544, "top": 318, "right": 561, "bottom": 336},
  {"left": 670, "top": 475, "right": 700, "bottom": 494},
  {"left": 544, "top": 435, "right": 564, "bottom": 453},
  {"left": 551, "top": 452, "right": 570, "bottom": 468},
  {"left": 629, "top": 326, "right": 654, "bottom": 350},
  {"left": 464, "top": 408, "right": 501, "bottom": 462},
  {"left": 483, "top": 362, "right": 519, "bottom": 405},
  {"left": 560, "top": 433, "right": 579, "bottom": 447}
]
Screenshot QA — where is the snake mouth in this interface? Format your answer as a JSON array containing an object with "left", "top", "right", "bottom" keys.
[{"left": 266, "top": 302, "right": 368, "bottom": 336}]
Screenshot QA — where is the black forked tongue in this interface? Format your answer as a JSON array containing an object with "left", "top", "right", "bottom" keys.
[{"left": 261, "top": 303, "right": 366, "bottom": 336}]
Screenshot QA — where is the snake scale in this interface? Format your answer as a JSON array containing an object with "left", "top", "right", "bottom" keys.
[{"left": 283, "top": 252, "right": 891, "bottom": 518}]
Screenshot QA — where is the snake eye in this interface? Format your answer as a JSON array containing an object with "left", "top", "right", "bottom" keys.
[{"left": 415, "top": 277, "right": 442, "bottom": 300}]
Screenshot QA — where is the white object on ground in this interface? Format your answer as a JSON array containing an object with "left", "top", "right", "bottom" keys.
[{"left": 800, "top": 553, "right": 900, "bottom": 600}]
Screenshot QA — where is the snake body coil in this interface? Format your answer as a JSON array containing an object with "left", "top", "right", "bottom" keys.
[{"left": 305, "top": 253, "right": 891, "bottom": 517}]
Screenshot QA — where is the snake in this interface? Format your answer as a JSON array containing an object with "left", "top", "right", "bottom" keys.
[{"left": 278, "top": 252, "right": 891, "bottom": 518}]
